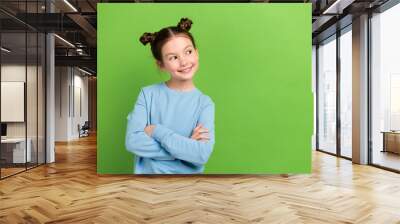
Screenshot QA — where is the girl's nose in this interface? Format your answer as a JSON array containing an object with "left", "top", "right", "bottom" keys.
[{"left": 180, "top": 57, "right": 188, "bottom": 66}]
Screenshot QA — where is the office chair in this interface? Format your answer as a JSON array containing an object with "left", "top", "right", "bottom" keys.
[{"left": 79, "top": 121, "right": 90, "bottom": 138}]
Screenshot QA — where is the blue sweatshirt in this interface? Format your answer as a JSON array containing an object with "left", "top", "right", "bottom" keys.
[{"left": 125, "top": 82, "right": 215, "bottom": 174}]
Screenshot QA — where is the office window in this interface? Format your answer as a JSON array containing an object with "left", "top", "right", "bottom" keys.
[
  {"left": 340, "top": 27, "right": 352, "bottom": 158},
  {"left": 371, "top": 3, "right": 400, "bottom": 171},
  {"left": 317, "top": 35, "right": 337, "bottom": 154}
]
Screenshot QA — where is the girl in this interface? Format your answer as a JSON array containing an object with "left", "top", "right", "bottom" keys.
[{"left": 125, "top": 18, "right": 215, "bottom": 174}]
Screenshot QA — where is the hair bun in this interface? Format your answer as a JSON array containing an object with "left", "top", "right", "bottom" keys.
[
  {"left": 139, "top": 32, "right": 157, "bottom": 45},
  {"left": 177, "top": 18, "right": 193, "bottom": 32}
]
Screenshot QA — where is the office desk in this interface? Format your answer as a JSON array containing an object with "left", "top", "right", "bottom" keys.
[
  {"left": 381, "top": 131, "right": 400, "bottom": 154},
  {"left": 1, "top": 138, "right": 32, "bottom": 163}
]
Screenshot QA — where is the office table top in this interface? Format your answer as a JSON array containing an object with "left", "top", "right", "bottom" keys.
[
  {"left": 380, "top": 131, "right": 400, "bottom": 134},
  {"left": 1, "top": 138, "right": 29, "bottom": 143}
]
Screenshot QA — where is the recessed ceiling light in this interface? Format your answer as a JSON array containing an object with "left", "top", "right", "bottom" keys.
[
  {"left": 1, "top": 47, "right": 11, "bottom": 53},
  {"left": 77, "top": 67, "right": 93, "bottom": 76},
  {"left": 322, "top": 0, "right": 354, "bottom": 15},
  {"left": 54, "top": 34, "right": 75, "bottom": 48},
  {"left": 63, "top": 0, "right": 78, "bottom": 12}
]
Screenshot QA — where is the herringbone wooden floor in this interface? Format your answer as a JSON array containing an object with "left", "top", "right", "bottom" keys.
[{"left": 1, "top": 134, "right": 400, "bottom": 224}]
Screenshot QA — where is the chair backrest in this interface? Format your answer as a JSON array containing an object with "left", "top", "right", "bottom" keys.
[{"left": 82, "top": 121, "right": 90, "bottom": 129}]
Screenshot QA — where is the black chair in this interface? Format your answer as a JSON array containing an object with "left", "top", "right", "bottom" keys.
[{"left": 78, "top": 121, "right": 90, "bottom": 138}]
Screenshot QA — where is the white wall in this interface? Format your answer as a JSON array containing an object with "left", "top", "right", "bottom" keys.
[
  {"left": 55, "top": 66, "right": 69, "bottom": 141},
  {"left": 1, "top": 65, "right": 27, "bottom": 141},
  {"left": 55, "top": 66, "right": 89, "bottom": 141},
  {"left": 72, "top": 72, "right": 89, "bottom": 138}
]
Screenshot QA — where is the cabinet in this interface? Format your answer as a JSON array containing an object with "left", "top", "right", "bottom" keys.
[{"left": 382, "top": 132, "right": 400, "bottom": 154}]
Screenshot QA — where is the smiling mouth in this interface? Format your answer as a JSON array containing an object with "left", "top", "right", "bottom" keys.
[{"left": 178, "top": 66, "right": 193, "bottom": 73}]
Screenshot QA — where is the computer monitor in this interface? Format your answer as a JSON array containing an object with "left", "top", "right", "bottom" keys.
[{"left": 1, "top": 123, "right": 7, "bottom": 137}]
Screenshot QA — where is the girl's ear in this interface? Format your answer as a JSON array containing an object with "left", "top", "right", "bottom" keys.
[{"left": 156, "top": 60, "right": 164, "bottom": 71}]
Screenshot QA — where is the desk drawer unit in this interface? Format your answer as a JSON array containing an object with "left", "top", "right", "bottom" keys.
[{"left": 383, "top": 132, "right": 400, "bottom": 154}]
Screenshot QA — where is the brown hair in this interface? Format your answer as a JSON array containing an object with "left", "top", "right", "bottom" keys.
[{"left": 139, "top": 18, "right": 196, "bottom": 63}]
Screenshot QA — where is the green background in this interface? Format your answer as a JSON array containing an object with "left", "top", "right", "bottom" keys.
[{"left": 97, "top": 3, "right": 312, "bottom": 174}]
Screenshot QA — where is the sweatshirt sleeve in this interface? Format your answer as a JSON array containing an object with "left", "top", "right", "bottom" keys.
[
  {"left": 125, "top": 89, "right": 175, "bottom": 160},
  {"left": 151, "top": 98, "right": 215, "bottom": 165}
]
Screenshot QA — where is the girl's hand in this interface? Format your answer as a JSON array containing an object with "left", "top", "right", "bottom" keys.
[
  {"left": 144, "top": 125, "right": 156, "bottom": 137},
  {"left": 190, "top": 123, "right": 209, "bottom": 142}
]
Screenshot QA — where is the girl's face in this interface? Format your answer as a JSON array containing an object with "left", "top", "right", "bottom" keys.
[{"left": 157, "top": 35, "right": 199, "bottom": 82}]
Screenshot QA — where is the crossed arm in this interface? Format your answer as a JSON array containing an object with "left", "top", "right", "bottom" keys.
[
  {"left": 125, "top": 89, "right": 174, "bottom": 160},
  {"left": 125, "top": 89, "right": 215, "bottom": 165}
]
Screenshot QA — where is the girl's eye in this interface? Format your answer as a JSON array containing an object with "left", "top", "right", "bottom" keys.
[
  {"left": 186, "top": 50, "right": 192, "bottom": 54},
  {"left": 169, "top": 56, "right": 177, "bottom": 61}
]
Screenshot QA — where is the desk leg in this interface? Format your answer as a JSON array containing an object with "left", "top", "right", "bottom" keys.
[{"left": 382, "top": 133, "right": 386, "bottom": 153}]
